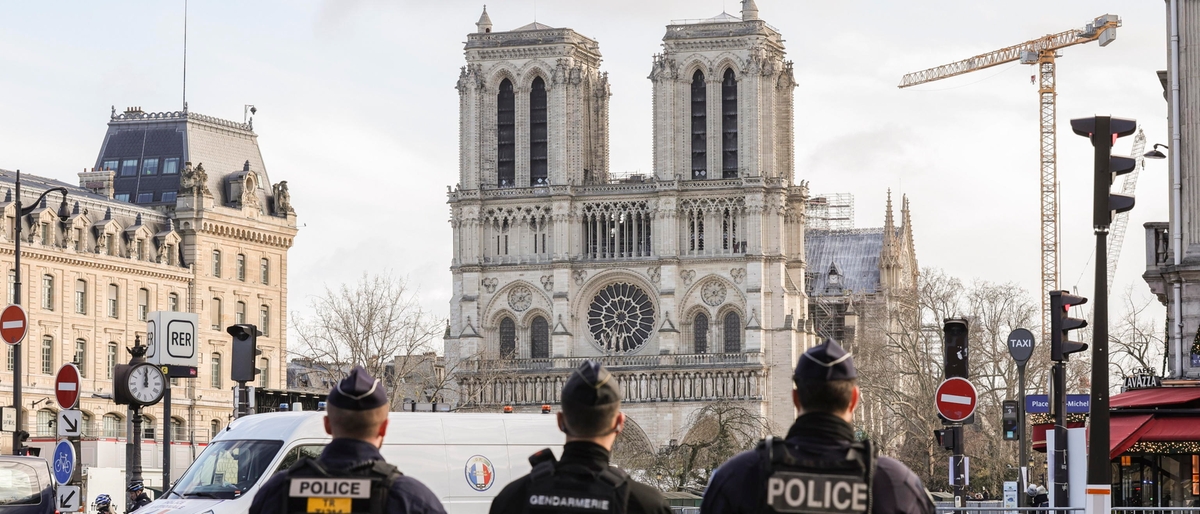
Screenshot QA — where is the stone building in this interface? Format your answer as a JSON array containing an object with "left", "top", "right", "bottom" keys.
[
  {"left": 0, "top": 106, "right": 296, "bottom": 483},
  {"left": 445, "top": 1, "right": 812, "bottom": 447}
]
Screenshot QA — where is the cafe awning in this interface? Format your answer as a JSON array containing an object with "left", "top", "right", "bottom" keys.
[
  {"left": 1108, "top": 414, "right": 1153, "bottom": 459},
  {"left": 1110, "top": 387, "right": 1200, "bottom": 408}
]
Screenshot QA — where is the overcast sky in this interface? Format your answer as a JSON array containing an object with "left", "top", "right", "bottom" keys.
[{"left": 0, "top": 0, "right": 1171, "bottom": 342}]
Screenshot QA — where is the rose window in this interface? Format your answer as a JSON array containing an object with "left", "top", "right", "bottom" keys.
[{"left": 587, "top": 282, "right": 655, "bottom": 353}]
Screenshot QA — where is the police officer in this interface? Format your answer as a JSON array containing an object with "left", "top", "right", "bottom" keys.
[
  {"left": 127, "top": 482, "right": 152, "bottom": 512},
  {"left": 701, "top": 339, "right": 935, "bottom": 514},
  {"left": 249, "top": 365, "right": 446, "bottom": 514},
  {"left": 489, "top": 361, "right": 671, "bottom": 514}
]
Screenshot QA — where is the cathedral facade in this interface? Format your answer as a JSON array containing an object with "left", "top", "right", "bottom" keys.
[{"left": 445, "top": 1, "right": 812, "bottom": 445}]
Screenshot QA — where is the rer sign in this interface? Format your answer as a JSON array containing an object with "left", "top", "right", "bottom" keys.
[{"left": 146, "top": 311, "right": 199, "bottom": 367}]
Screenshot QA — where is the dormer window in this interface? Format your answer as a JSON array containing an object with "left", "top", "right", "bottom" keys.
[
  {"left": 120, "top": 160, "right": 138, "bottom": 177},
  {"left": 163, "top": 158, "right": 180, "bottom": 175},
  {"left": 137, "top": 193, "right": 152, "bottom": 203}
]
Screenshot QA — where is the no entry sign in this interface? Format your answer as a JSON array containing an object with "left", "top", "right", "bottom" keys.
[
  {"left": 0, "top": 304, "right": 27, "bottom": 345},
  {"left": 936, "top": 377, "right": 978, "bottom": 422},
  {"left": 55, "top": 364, "right": 81, "bottom": 410}
]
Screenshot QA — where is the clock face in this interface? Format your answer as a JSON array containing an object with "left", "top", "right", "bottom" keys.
[{"left": 127, "top": 364, "right": 165, "bottom": 405}]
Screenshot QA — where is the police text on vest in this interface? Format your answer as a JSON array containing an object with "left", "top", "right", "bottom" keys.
[
  {"left": 766, "top": 472, "right": 868, "bottom": 513},
  {"left": 289, "top": 478, "right": 372, "bottom": 499}
]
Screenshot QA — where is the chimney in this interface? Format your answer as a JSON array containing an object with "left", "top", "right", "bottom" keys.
[{"left": 78, "top": 169, "right": 116, "bottom": 199}]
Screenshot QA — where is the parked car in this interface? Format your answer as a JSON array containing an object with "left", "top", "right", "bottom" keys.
[{"left": 0, "top": 456, "right": 54, "bottom": 514}]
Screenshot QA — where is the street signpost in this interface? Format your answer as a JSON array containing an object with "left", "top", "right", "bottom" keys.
[
  {"left": 0, "top": 304, "right": 26, "bottom": 345},
  {"left": 57, "top": 410, "right": 82, "bottom": 438},
  {"left": 52, "top": 439, "right": 75, "bottom": 486},
  {"left": 55, "top": 364, "right": 81, "bottom": 409},
  {"left": 936, "top": 377, "right": 978, "bottom": 422},
  {"left": 1007, "top": 327, "right": 1036, "bottom": 498},
  {"left": 57, "top": 485, "right": 81, "bottom": 512}
]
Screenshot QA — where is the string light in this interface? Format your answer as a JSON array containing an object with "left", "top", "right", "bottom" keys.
[{"left": 1126, "top": 441, "right": 1200, "bottom": 454}]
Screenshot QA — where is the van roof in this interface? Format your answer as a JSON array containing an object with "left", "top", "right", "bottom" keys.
[{"left": 217, "top": 412, "right": 561, "bottom": 446}]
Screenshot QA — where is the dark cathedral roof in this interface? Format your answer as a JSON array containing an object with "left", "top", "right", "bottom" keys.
[{"left": 805, "top": 228, "right": 894, "bottom": 297}]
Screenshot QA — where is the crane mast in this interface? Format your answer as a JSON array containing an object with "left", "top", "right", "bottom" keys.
[
  {"left": 899, "top": 14, "right": 1121, "bottom": 345},
  {"left": 1106, "top": 129, "right": 1146, "bottom": 294}
]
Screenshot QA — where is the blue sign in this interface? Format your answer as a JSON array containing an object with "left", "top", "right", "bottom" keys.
[
  {"left": 52, "top": 439, "right": 75, "bottom": 486},
  {"left": 1026, "top": 394, "right": 1090, "bottom": 414}
]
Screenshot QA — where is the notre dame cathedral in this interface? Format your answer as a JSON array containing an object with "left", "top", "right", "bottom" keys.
[{"left": 445, "top": 1, "right": 816, "bottom": 447}]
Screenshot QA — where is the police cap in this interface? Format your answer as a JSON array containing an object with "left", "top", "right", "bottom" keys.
[
  {"left": 327, "top": 365, "right": 388, "bottom": 411},
  {"left": 561, "top": 360, "right": 621, "bottom": 408},
  {"left": 794, "top": 339, "right": 857, "bottom": 383}
]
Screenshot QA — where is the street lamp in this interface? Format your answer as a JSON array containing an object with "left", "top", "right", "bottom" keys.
[
  {"left": 11, "top": 169, "right": 69, "bottom": 455},
  {"left": 1145, "top": 144, "right": 1169, "bottom": 160}
]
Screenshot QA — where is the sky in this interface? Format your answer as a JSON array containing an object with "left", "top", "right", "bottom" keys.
[{"left": 0, "top": 1, "right": 1172, "bottom": 344}]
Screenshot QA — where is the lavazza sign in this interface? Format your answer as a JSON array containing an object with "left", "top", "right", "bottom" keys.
[{"left": 1123, "top": 367, "right": 1162, "bottom": 391}]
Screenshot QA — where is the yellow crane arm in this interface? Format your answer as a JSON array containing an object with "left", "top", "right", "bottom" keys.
[{"left": 898, "top": 15, "right": 1121, "bottom": 88}]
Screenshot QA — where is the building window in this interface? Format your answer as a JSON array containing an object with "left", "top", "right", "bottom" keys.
[
  {"left": 137, "top": 193, "right": 153, "bottom": 203},
  {"left": 260, "top": 305, "right": 270, "bottom": 337},
  {"left": 211, "top": 297, "right": 222, "bottom": 330},
  {"left": 259, "top": 358, "right": 269, "bottom": 388},
  {"left": 115, "top": 193, "right": 130, "bottom": 202},
  {"left": 102, "top": 160, "right": 118, "bottom": 171},
  {"left": 691, "top": 70, "right": 707, "bottom": 180},
  {"left": 36, "top": 409, "right": 55, "bottom": 437},
  {"left": 41, "top": 336, "right": 53, "bottom": 374},
  {"left": 103, "top": 414, "right": 123, "bottom": 438},
  {"left": 529, "top": 76, "right": 548, "bottom": 185},
  {"left": 235, "top": 301, "right": 246, "bottom": 325},
  {"left": 236, "top": 254, "right": 246, "bottom": 281},
  {"left": 40, "top": 223, "right": 50, "bottom": 246},
  {"left": 724, "top": 312, "right": 741, "bottom": 352},
  {"left": 161, "top": 191, "right": 177, "bottom": 202},
  {"left": 171, "top": 417, "right": 185, "bottom": 442},
  {"left": 107, "top": 284, "right": 119, "bottom": 318},
  {"left": 168, "top": 293, "right": 179, "bottom": 312},
  {"left": 73, "top": 228, "right": 83, "bottom": 252},
  {"left": 212, "top": 250, "right": 221, "bottom": 277},
  {"left": 120, "top": 159, "right": 138, "bottom": 177},
  {"left": 581, "top": 201, "right": 653, "bottom": 259},
  {"left": 694, "top": 312, "right": 709, "bottom": 354},
  {"left": 6, "top": 345, "right": 13, "bottom": 372},
  {"left": 260, "top": 258, "right": 270, "bottom": 285},
  {"left": 143, "top": 416, "right": 155, "bottom": 441},
  {"left": 530, "top": 316, "right": 549, "bottom": 359},
  {"left": 107, "top": 342, "right": 118, "bottom": 380},
  {"left": 142, "top": 158, "right": 158, "bottom": 175},
  {"left": 211, "top": 353, "right": 222, "bottom": 389},
  {"left": 210, "top": 419, "right": 221, "bottom": 439},
  {"left": 74, "top": 339, "right": 87, "bottom": 377},
  {"left": 41, "top": 275, "right": 53, "bottom": 311},
  {"left": 496, "top": 78, "right": 515, "bottom": 187},
  {"left": 138, "top": 288, "right": 149, "bottom": 321},
  {"left": 721, "top": 68, "right": 738, "bottom": 178},
  {"left": 499, "top": 318, "right": 516, "bottom": 358},
  {"left": 163, "top": 158, "right": 180, "bottom": 175},
  {"left": 75, "top": 279, "right": 87, "bottom": 315},
  {"left": 7, "top": 270, "right": 13, "bottom": 304}
]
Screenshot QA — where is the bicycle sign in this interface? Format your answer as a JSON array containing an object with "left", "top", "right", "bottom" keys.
[{"left": 52, "top": 439, "right": 75, "bottom": 485}]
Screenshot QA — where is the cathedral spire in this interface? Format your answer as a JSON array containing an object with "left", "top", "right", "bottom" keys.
[
  {"left": 476, "top": 5, "right": 492, "bottom": 34},
  {"left": 741, "top": 0, "right": 759, "bottom": 21}
]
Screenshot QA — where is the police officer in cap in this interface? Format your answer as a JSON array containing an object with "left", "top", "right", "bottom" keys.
[
  {"left": 490, "top": 360, "right": 671, "bottom": 514},
  {"left": 250, "top": 365, "right": 446, "bottom": 514},
  {"left": 701, "top": 339, "right": 935, "bottom": 514}
]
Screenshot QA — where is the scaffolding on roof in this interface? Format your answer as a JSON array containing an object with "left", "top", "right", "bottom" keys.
[{"left": 806, "top": 193, "right": 854, "bottom": 231}]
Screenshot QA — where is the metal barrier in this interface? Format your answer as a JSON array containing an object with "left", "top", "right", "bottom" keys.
[
  {"left": 933, "top": 507, "right": 1082, "bottom": 513},
  {"left": 1112, "top": 509, "right": 1200, "bottom": 514}
]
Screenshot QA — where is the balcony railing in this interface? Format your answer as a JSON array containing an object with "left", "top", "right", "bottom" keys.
[
  {"left": 1146, "top": 222, "right": 1170, "bottom": 269},
  {"left": 460, "top": 352, "right": 764, "bottom": 372}
]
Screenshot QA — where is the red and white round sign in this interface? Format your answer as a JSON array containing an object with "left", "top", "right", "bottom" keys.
[
  {"left": 55, "top": 364, "right": 81, "bottom": 410},
  {"left": 0, "top": 304, "right": 27, "bottom": 345},
  {"left": 935, "top": 377, "right": 978, "bottom": 422}
]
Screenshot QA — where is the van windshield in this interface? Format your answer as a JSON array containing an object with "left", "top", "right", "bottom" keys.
[
  {"left": 169, "top": 439, "right": 283, "bottom": 500},
  {"left": 0, "top": 461, "right": 44, "bottom": 506}
]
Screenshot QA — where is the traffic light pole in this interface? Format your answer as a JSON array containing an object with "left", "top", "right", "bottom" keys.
[
  {"left": 1089, "top": 192, "right": 1112, "bottom": 512},
  {"left": 1051, "top": 361, "right": 1069, "bottom": 508},
  {"left": 951, "top": 425, "right": 965, "bottom": 511}
]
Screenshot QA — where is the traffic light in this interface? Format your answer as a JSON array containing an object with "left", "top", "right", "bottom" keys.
[
  {"left": 228, "top": 324, "right": 263, "bottom": 382},
  {"left": 1050, "top": 291, "right": 1088, "bottom": 361},
  {"left": 934, "top": 428, "right": 958, "bottom": 451},
  {"left": 943, "top": 318, "right": 969, "bottom": 379},
  {"left": 1002, "top": 400, "right": 1019, "bottom": 441},
  {"left": 1070, "top": 116, "right": 1137, "bottom": 227},
  {"left": 15, "top": 430, "right": 28, "bottom": 455}
]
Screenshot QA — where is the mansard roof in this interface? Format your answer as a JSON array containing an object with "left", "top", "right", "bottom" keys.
[
  {"left": 805, "top": 228, "right": 893, "bottom": 297},
  {"left": 0, "top": 168, "right": 173, "bottom": 235}
]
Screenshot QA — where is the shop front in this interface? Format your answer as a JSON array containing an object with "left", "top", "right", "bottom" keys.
[{"left": 1109, "top": 381, "right": 1200, "bottom": 507}]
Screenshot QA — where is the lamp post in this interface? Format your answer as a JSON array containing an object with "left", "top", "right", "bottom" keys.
[{"left": 10, "top": 169, "right": 70, "bottom": 455}]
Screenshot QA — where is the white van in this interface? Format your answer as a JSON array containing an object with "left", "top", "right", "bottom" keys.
[{"left": 137, "top": 411, "right": 563, "bottom": 514}]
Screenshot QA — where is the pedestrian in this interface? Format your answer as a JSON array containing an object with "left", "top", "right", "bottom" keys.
[
  {"left": 127, "top": 483, "right": 152, "bottom": 512},
  {"left": 489, "top": 360, "right": 671, "bottom": 514},
  {"left": 248, "top": 365, "right": 446, "bottom": 514},
  {"left": 93, "top": 493, "right": 113, "bottom": 514},
  {"left": 700, "top": 339, "right": 937, "bottom": 514}
]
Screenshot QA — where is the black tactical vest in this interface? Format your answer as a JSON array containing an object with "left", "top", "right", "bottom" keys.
[
  {"left": 523, "top": 448, "right": 630, "bottom": 514},
  {"left": 759, "top": 436, "right": 877, "bottom": 514},
  {"left": 282, "top": 457, "right": 403, "bottom": 514}
]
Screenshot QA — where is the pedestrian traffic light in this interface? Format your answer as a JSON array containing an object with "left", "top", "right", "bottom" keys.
[
  {"left": 228, "top": 324, "right": 263, "bottom": 382},
  {"left": 1070, "top": 116, "right": 1138, "bottom": 227},
  {"left": 1049, "top": 291, "right": 1088, "bottom": 361},
  {"left": 1002, "top": 400, "right": 1019, "bottom": 441},
  {"left": 934, "top": 428, "right": 957, "bottom": 451},
  {"left": 943, "top": 318, "right": 969, "bottom": 379}
]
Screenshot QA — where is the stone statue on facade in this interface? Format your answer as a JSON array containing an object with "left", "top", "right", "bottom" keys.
[{"left": 273, "top": 181, "right": 293, "bottom": 215}]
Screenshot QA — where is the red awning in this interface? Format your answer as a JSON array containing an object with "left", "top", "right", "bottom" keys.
[
  {"left": 1140, "top": 416, "right": 1200, "bottom": 442},
  {"left": 1110, "top": 387, "right": 1200, "bottom": 408},
  {"left": 1108, "top": 414, "right": 1153, "bottom": 459}
]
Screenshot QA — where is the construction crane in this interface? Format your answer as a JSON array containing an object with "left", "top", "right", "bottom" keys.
[
  {"left": 899, "top": 14, "right": 1122, "bottom": 344},
  {"left": 1106, "top": 129, "right": 1145, "bottom": 294}
]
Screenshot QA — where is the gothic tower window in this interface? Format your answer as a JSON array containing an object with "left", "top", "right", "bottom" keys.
[
  {"left": 529, "top": 77, "right": 548, "bottom": 185},
  {"left": 691, "top": 70, "right": 707, "bottom": 180},
  {"left": 721, "top": 68, "right": 738, "bottom": 178},
  {"left": 497, "top": 79, "right": 516, "bottom": 187},
  {"left": 530, "top": 316, "right": 549, "bottom": 359},
  {"left": 693, "top": 312, "right": 709, "bottom": 353},
  {"left": 724, "top": 311, "right": 741, "bottom": 352},
  {"left": 499, "top": 317, "right": 516, "bottom": 358},
  {"left": 582, "top": 201, "right": 652, "bottom": 260}
]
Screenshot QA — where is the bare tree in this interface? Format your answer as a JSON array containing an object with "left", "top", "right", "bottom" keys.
[
  {"left": 292, "top": 272, "right": 444, "bottom": 409},
  {"left": 634, "top": 402, "right": 770, "bottom": 492},
  {"left": 1110, "top": 286, "right": 1168, "bottom": 380}
]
